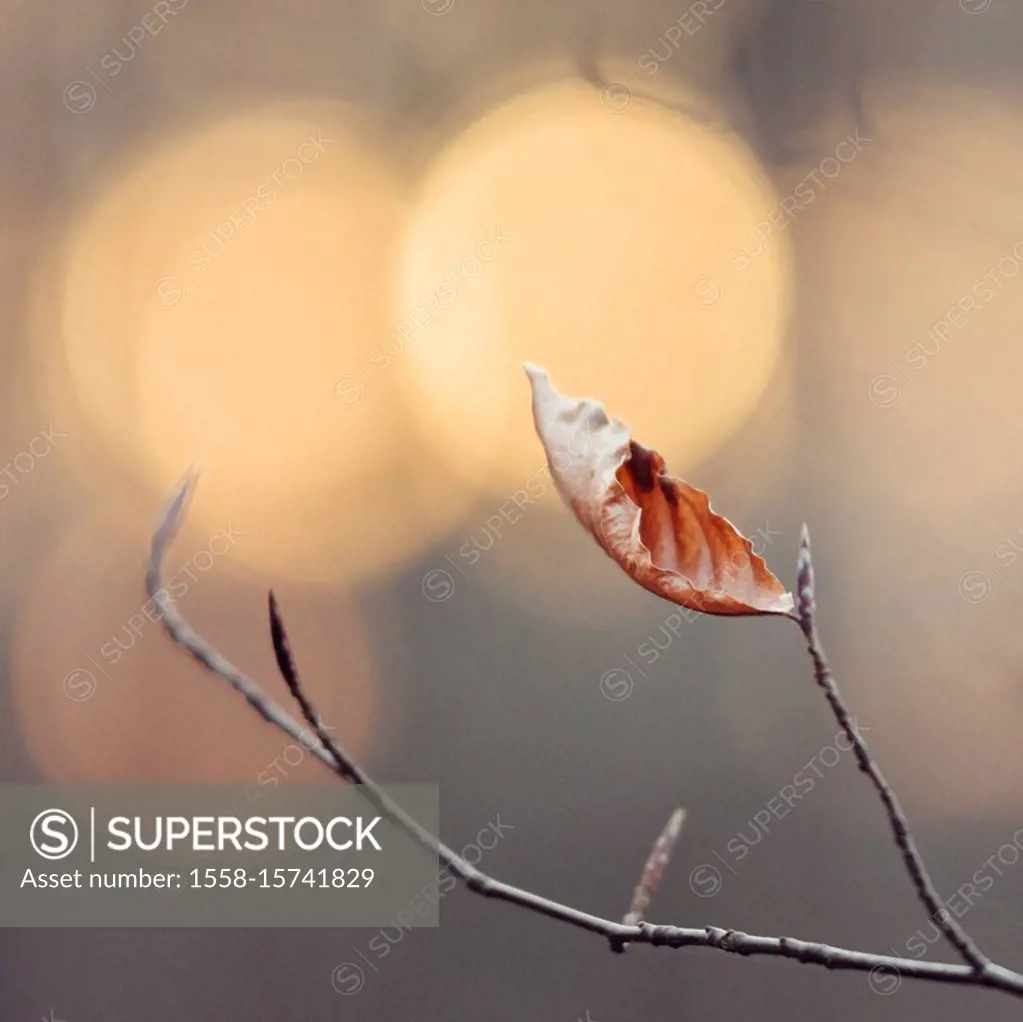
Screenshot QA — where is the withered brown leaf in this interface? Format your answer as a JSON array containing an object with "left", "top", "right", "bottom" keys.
[{"left": 526, "top": 364, "right": 794, "bottom": 617}]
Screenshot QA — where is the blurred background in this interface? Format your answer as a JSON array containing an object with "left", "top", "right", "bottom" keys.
[{"left": 1, "top": 0, "right": 1023, "bottom": 1018}]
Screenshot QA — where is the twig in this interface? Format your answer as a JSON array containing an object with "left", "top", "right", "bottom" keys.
[
  {"left": 147, "top": 477, "right": 619, "bottom": 932},
  {"left": 621, "top": 808, "right": 686, "bottom": 931},
  {"left": 148, "top": 477, "right": 471, "bottom": 881},
  {"left": 794, "top": 524, "right": 989, "bottom": 975},
  {"left": 146, "top": 477, "right": 1023, "bottom": 1000},
  {"left": 265, "top": 588, "right": 477, "bottom": 876}
]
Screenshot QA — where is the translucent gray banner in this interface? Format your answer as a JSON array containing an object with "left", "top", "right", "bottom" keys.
[{"left": 0, "top": 784, "right": 439, "bottom": 927}]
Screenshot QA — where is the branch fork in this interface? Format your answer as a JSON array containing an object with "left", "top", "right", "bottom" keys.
[{"left": 146, "top": 476, "right": 1023, "bottom": 1001}]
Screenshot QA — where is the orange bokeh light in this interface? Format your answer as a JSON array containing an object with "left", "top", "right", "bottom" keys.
[
  {"left": 12, "top": 504, "right": 380, "bottom": 783},
  {"left": 390, "top": 78, "right": 792, "bottom": 504},
  {"left": 40, "top": 102, "right": 477, "bottom": 583}
]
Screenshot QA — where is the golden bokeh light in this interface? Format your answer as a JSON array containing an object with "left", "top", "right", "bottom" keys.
[
  {"left": 12, "top": 505, "right": 381, "bottom": 783},
  {"left": 798, "top": 82, "right": 1023, "bottom": 816},
  {"left": 806, "top": 83, "right": 1023, "bottom": 508},
  {"left": 43, "top": 102, "right": 476, "bottom": 583},
  {"left": 390, "top": 77, "right": 793, "bottom": 503}
]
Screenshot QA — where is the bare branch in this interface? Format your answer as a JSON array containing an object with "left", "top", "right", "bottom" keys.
[
  {"left": 264, "top": 588, "right": 478, "bottom": 875},
  {"left": 146, "top": 479, "right": 1023, "bottom": 1001},
  {"left": 794, "top": 524, "right": 989, "bottom": 974},
  {"left": 148, "top": 477, "right": 472, "bottom": 881}
]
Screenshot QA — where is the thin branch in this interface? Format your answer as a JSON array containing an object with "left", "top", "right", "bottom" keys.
[
  {"left": 148, "top": 478, "right": 472, "bottom": 880},
  {"left": 265, "top": 588, "right": 478, "bottom": 878},
  {"left": 794, "top": 524, "right": 989, "bottom": 974},
  {"left": 621, "top": 808, "right": 686, "bottom": 930},
  {"left": 146, "top": 478, "right": 1023, "bottom": 1001},
  {"left": 147, "top": 477, "right": 620, "bottom": 933}
]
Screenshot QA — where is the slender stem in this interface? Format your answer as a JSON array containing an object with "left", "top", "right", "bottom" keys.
[
  {"left": 147, "top": 477, "right": 479, "bottom": 883},
  {"left": 145, "top": 479, "right": 1023, "bottom": 1001},
  {"left": 794, "top": 524, "right": 988, "bottom": 973}
]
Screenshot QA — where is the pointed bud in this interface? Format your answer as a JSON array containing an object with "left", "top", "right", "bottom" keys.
[{"left": 796, "top": 523, "right": 815, "bottom": 629}]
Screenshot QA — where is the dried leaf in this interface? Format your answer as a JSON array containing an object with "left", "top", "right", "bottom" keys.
[{"left": 525, "top": 364, "right": 794, "bottom": 617}]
